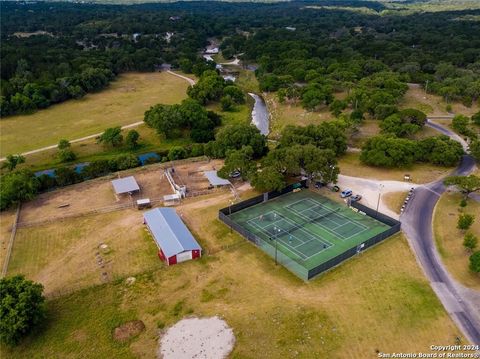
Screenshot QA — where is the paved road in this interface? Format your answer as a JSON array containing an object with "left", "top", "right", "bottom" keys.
[{"left": 401, "top": 121, "right": 480, "bottom": 344}]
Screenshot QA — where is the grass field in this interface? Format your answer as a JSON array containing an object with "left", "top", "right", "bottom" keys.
[
  {"left": 264, "top": 94, "right": 337, "bottom": 137},
  {"left": 228, "top": 190, "right": 392, "bottom": 279},
  {"left": 399, "top": 84, "right": 480, "bottom": 117},
  {"left": 383, "top": 191, "right": 409, "bottom": 215},
  {"left": 13, "top": 123, "right": 191, "bottom": 173},
  {"left": 338, "top": 152, "right": 454, "bottom": 184},
  {"left": 7, "top": 210, "right": 161, "bottom": 296},
  {"left": 1, "top": 189, "right": 464, "bottom": 358},
  {"left": 433, "top": 192, "right": 480, "bottom": 290},
  {"left": 0, "top": 72, "right": 190, "bottom": 157}
]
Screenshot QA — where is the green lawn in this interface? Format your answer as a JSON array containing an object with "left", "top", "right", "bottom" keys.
[
  {"left": 0, "top": 72, "right": 190, "bottom": 157},
  {"left": 1, "top": 193, "right": 464, "bottom": 358}
]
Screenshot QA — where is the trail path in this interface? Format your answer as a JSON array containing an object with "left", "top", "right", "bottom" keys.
[{"left": 0, "top": 71, "right": 196, "bottom": 161}]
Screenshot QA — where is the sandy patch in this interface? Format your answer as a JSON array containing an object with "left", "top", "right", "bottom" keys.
[{"left": 158, "top": 316, "right": 235, "bottom": 359}]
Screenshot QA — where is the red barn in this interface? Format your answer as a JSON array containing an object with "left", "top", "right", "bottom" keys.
[{"left": 143, "top": 208, "right": 202, "bottom": 266}]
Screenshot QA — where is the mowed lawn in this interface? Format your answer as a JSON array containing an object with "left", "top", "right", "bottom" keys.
[
  {"left": 2, "top": 192, "right": 464, "bottom": 358},
  {"left": 434, "top": 192, "right": 480, "bottom": 290},
  {"left": 0, "top": 72, "right": 190, "bottom": 156}
]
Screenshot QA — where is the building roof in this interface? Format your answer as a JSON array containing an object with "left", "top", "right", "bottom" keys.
[
  {"left": 204, "top": 170, "right": 231, "bottom": 187},
  {"left": 111, "top": 176, "right": 140, "bottom": 194},
  {"left": 164, "top": 193, "right": 181, "bottom": 201},
  {"left": 144, "top": 208, "right": 201, "bottom": 258}
]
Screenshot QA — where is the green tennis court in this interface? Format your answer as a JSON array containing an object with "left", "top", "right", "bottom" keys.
[{"left": 228, "top": 190, "right": 394, "bottom": 279}]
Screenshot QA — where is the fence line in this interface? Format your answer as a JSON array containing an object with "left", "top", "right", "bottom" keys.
[
  {"left": 1, "top": 204, "right": 21, "bottom": 277},
  {"left": 218, "top": 182, "right": 401, "bottom": 280}
]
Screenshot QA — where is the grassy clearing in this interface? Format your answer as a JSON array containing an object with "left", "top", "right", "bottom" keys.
[
  {"left": 2, "top": 190, "right": 464, "bottom": 358},
  {"left": 383, "top": 191, "right": 409, "bottom": 215},
  {"left": 338, "top": 152, "right": 454, "bottom": 184},
  {"left": 236, "top": 69, "right": 260, "bottom": 93},
  {"left": 399, "top": 84, "right": 480, "bottom": 117},
  {"left": 433, "top": 192, "right": 480, "bottom": 290},
  {"left": 0, "top": 72, "right": 190, "bottom": 156},
  {"left": 265, "top": 94, "right": 336, "bottom": 137},
  {"left": 7, "top": 210, "right": 161, "bottom": 296},
  {"left": 13, "top": 124, "right": 191, "bottom": 173}
]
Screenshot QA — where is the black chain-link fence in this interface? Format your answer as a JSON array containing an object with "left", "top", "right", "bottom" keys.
[{"left": 218, "top": 181, "right": 401, "bottom": 280}]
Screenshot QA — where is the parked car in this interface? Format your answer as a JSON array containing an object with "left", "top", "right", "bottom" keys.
[
  {"left": 332, "top": 185, "right": 340, "bottom": 192},
  {"left": 340, "top": 189, "right": 353, "bottom": 198},
  {"left": 230, "top": 170, "right": 241, "bottom": 178},
  {"left": 350, "top": 194, "right": 362, "bottom": 202}
]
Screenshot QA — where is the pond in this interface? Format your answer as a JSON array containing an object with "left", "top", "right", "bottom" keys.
[{"left": 248, "top": 93, "right": 270, "bottom": 136}]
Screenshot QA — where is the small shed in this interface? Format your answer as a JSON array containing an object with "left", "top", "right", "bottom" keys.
[
  {"left": 163, "top": 193, "right": 181, "bottom": 206},
  {"left": 204, "top": 171, "right": 231, "bottom": 188},
  {"left": 136, "top": 198, "right": 151, "bottom": 210},
  {"left": 111, "top": 176, "right": 140, "bottom": 195},
  {"left": 143, "top": 208, "right": 202, "bottom": 265}
]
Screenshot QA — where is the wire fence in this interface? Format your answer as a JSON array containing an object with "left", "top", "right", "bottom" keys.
[{"left": 218, "top": 181, "right": 401, "bottom": 280}]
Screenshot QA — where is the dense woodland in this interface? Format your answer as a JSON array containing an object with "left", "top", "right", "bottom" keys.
[
  {"left": 1, "top": 1, "right": 480, "bottom": 116},
  {"left": 1, "top": 1, "right": 480, "bottom": 210}
]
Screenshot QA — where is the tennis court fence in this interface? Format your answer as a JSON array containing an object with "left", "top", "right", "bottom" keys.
[{"left": 218, "top": 181, "right": 401, "bottom": 280}]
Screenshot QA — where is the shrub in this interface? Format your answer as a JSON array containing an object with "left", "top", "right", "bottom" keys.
[
  {"left": 168, "top": 146, "right": 187, "bottom": 161},
  {"left": 463, "top": 233, "right": 478, "bottom": 252},
  {"left": 457, "top": 213, "right": 475, "bottom": 231},
  {"left": 469, "top": 251, "right": 480, "bottom": 273}
]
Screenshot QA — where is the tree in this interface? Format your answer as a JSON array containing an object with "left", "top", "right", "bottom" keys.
[
  {"left": 463, "top": 233, "right": 478, "bottom": 252},
  {"left": 380, "top": 114, "right": 420, "bottom": 137},
  {"left": 470, "top": 140, "right": 480, "bottom": 162},
  {"left": 168, "top": 146, "right": 187, "bottom": 161},
  {"left": 218, "top": 146, "right": 255, "bottom": 180},
  {"left": 360, "top": 136, "right": 419, "bottom": 168},
  {"left": 472, "top": 112, "right": 480, "bottom": 126},
  {"left": 58, "top": 149, "right": 76, "bottom": 163},
  {"left": 1, "top": 154, "right": 25, "bottom": 171},
  {"left": 98, "top": 127, "right": 123, "bottom": 147},
  {"left": 125, "top": 130, "right": 140, "bottom": 150},
  {"left": 457, "top": 213, "right": 475, "bottom": 231},
  {"left": 452, "top": 115, "right": 470, "bottom": 136},
  {"left": 418, "top": 136, "right": 463, "bottom": 167},
  {"left": 54, "top": 167, "right": 79, "bottom": 186},
  {"left": 469, "top": 251, "right": 480, "bottom": 273},
  {"left": 250, "top": 167, "right": 286, "bottom": 192},
  {"left": 213, "top": 124, "right": 267, "bottom": 158},
  {"left": 58, "top": 139, "right": 70, "bottom": 150},
  {"left": 329, "top": 99, "right": 347, "bottom": 117},
  {"left": 221, "top": 95, "right": 234, "bottom": 111},
  {"left": 0, "top": 275, "right": 46, "bottom": 346},
  {"left": 444, "top": 175, "right": 480, "bottom": 199},
  {"left": 0, "top": 170, "right": 39, "bottom": 210}
]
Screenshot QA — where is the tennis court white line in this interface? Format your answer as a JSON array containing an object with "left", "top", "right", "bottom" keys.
[
  {"left": 288, "top": 202, "right": 369, "bottom": 240},
  {"left": 247, "top": 211, "right": 333, "bottom": 261}
]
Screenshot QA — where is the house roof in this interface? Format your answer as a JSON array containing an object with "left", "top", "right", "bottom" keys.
[
  {"left": 144, "top": 208, "right": 201, "bottom": 258},
  {"left": 111, "top": 176, "right": 140, "bottom": 194},
  {"left": 204, "top": 170, "right": 231, "bottom": 186}
]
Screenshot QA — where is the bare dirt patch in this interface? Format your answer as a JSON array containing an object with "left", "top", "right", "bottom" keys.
[
  {"left": 158, "top": 316, "right": 235, "bottom": 359},
  {"left": 114, "top": 320, "right": 145, "bottom": 342},
  {"left": 18, "top": 160, "right": 225, "bottom": 225}
]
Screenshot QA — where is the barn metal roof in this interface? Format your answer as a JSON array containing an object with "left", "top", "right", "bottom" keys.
[
  {"left": 111, "top": 176, "right": 140, "bottom": 194},
  {"left": 144, "top": 208, "right": 201, "bottom": 258},
  {"left": 204, "top": 170, "right": 231, "bottom": 186}
]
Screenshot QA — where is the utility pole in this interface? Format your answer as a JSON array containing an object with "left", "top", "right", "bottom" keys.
[{"left": 375, "top": 184, "right": 384, "bottom": 218}]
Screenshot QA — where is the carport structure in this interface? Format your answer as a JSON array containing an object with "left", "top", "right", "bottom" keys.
[
  {"left": 111, "top": 176, "right": 140, "bottom": 195},
  {"left": 204, "top": 170, "right": 231, "bottom": 188}
]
